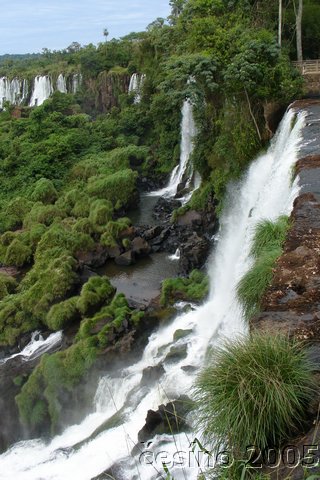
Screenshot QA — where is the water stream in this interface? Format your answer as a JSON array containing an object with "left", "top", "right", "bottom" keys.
[{"left": 0, "top": 108, "right": 306, "bottom": 479}]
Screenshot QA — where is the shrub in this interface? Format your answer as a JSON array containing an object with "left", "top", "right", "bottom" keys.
[
  {"left": 88, "top": 199, "right": 113, "bottom": 230},
  {"left": 87, "top": 169, "right": 138, "bottom": 209},
  {"left": 20, "top": 253, "right": 78, "bottom": 322},
  {"left": 77, "top": 276, "right": 116, "bottom": 315},
  {"left": 5, "top": 238, "right": 32, "bottom": 267},
  {"left": 161, "top": 270, "right": 209, "bottom": 306},
  {"left": 46, "top": 296, "right": 80, "bottom": 331},
  {"left": 23, "top": 203, "right": 64, "bottom": 228},
  {"left": 237, "top": 216, "right": 289, "bottom": 319},
  {"left": 194, "top": 334, "right": 316, "bottom": 453},
  {"left": 30, "top": 178, "right": 58, "bottom": 204},
  {"left": 250, "top": 216, "right": 290, "bottom": 258},
  {"left": 0, "top": 273, "right": 17, "bottom": 300},
  {"left": 237, "top": 248, "right": 281, "bottom": 319}
]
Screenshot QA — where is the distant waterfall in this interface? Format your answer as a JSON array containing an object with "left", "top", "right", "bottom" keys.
[
  {"left": 128, "top": 73, "right": 145, "bottom": 103},
  {"left": 0, "top": 77, "right": 25, "bottom": 108},
  {"left": 149, "top": 99, "right": 198, "bottom": 199},
  {"left": 1, "top": 72, "right": 81, "bottom": 108},
  {"left": 72, "top": 73, "right": 82, "bottom": 94},
  {"left": 0, "top": 108, "right": 306, "bottom": 480},
  {"left": 29, "top": 76, "right": 53, "bottom": 107},
  {"left": 56, "top": 74, "right": 67, "bottom": 93}
]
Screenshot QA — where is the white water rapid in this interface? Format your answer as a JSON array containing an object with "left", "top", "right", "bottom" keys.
[
  {"left": 0, "top": 331, "right": 63, "bottom": 366},
  {"left": 29, "top": 76, "right": 53, "bottom": 107},
  {"left": 149, "top": 99, "right": 197, "bottom": 199},
  {"left": 0, "top": 108, "right": 305, "bottom": 480}
]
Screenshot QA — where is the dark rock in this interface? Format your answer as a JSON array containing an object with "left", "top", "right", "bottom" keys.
[
  {"left": 140, "top": 364, "right": 165, "bottom": 387},
  {"left": 115, "top": 251, "right": 135, "bottom": 266},
  {"left": 179, "top": 233, "right": 210, "bottom": 273},
  {"left": 106, "top": 245, "right": 122, "bottom": 259},
  {"left": 144, "top": 225, "right": 163, "bottom": 240},
  {"left": 176, "top": 210, "right": 202, "bottom": 227},
  {"left": 173, "top": 329, "right": 193, "bottom": 342},
  {"left": 131, "top": 236, "right": 151, "bottom": 256},
  {"left": 76, "top": 244, "right": 109, "bottom": 268},
  {"left": 165, "top": 344, "right": 188, "bottom": 363},
  {"left": 137, "top": 395, "right": 193, "bottom": 443},
  {"left": 181, "top": 365, "right": 198, "bottom": 373}
]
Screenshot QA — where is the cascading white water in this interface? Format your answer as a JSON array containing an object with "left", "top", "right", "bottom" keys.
[
  {"left": 0, "top": 108, "right": 306, "bottom": 480},
  {"left": 72, "top": 73, "right": 82, "bottom": 94},
  {"left": 128, "top": 73, "right": 145, "bottom": 104},
  {"left": 29, "top": 75, "right": 53, "bottom": 107},
  {"left": 0, "top": 77, "right": 24, "bottom": 108},
  {"left": 57, "top": 74, "right": 67, "bottom": 94},
  {"left": 0, "top": 331, "right": 63, "bottom": 366},
  {"left": 149, "top": 99, "right": 197, "bottom": 199}
]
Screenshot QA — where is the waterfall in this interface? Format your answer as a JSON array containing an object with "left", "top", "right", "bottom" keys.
[
  {"left": 0, "top": 108, "right": 306, "bottom": 480},
  {"left": 29, "top": 76, "right": 53, "bottom": 107},
  {"left": 149, "top": 99, "right": 197, "bottom": 199},
  {"left": 128, "top": 73, "right": 145, "bottom": 104},
  {"left": 57, "top": 74, "right": 67, "bottom": 93},
  {"left": 0, "top": 77, "right": 24, "bottom": 108},
  {"left": 0, "top": 331, "right": 63, "bottom": 366},
  {"left": 22, "top": 79, "right": 29, "bottom": 104},
  {"left": 72, "top": 73, "right": 82, "bottom": 94}
]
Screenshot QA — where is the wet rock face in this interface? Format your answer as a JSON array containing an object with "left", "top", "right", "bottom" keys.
[{"left": 252, "top": 102, "right": 320, "bottom": 341}]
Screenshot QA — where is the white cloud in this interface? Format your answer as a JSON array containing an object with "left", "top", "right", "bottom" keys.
[{"left": 0, "top": 0, "right": 170, "bottom": 53}]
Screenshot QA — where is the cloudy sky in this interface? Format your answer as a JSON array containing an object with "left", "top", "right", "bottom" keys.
[{"left": 0, "top": 0, "right": 171, "bottom": 54}]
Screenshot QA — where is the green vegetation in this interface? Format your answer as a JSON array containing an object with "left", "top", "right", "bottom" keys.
[
  {"left": 237, "top": 216, "right": 290, "bottom": 319},
  {"left": 0, "top": 0, "right": 317, "bottom": 441},
  {"left": 16, "top": 291, "right": 144, "bottom": 432},
  {"left": 194, "top": 334, "right": 316, "bottom": 454},
  {"left": 160, "top": 269, "right": 209, "bottom": 306}
]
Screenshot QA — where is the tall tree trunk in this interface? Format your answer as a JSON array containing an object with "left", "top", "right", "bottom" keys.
[
  {"left": 296, "top": 0, "right": 303, "bottom": 62},
  {"left": 278, "top": 0, "right": 282, "bottom": 47}
]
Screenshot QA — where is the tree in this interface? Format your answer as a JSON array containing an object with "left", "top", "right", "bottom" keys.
[
  {"left": 103, "top": 28, "right": 109, "bottom": 41},
  {"left": 169, "top": 0, "right": 186, "bottom": 23},
  {"left": 295, "top": 0, "right": 303, "bottom": 61},
  {"left": 278, "top": 0, "right": 282, "bottom": 46}
]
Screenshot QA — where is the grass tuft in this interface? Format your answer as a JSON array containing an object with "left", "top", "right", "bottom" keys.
[
  {"left": 194, "top": 334, "right": 316, "bottom": 454},
  {"left": 237, "top": 216, "right": 290, "bottom": 320}
]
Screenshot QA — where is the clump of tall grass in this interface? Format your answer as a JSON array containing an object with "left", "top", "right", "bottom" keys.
[
  {"left": 237, "top": 216, "right": 290, "bottom": 319},
  {"left": 194, "top": 334, "right": 316, "bottom": 454}
]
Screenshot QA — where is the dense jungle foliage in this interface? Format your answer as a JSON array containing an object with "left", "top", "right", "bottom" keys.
[{"left": 0, "top": 0, "right": 318, "bottom": 433}]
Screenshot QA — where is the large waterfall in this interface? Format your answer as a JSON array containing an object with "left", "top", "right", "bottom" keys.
[
  {"left": 29, "top": 76, "right": 53, "bottom": 107},
  {"left": 0, "top": 108, "right": 305, "bottom": 479},
  {"left": 149, "top": 99, "right": 197, "bottom": 200}
]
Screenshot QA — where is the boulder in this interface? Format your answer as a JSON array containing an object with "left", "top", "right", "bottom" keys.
[
  {"left": 76, "top": 244, "right": 109, "bottom": 268},
  {"left": 137, "top": 395, "right": 193, "bottom": 443},
  {"left": 165, "top": 344, "right": 188, "bottom": 363},
  {"left": 131, "top": 237, "right": 151, "bottom": 256},
  {"left": 115, "top": 251, "right": 135, "bottom": 266},
  {"left": 179, "top": 233, "right": 210, "bottom": 273},
  {"left": 140, "top": 364, "right": 165, "bottom": 387}
]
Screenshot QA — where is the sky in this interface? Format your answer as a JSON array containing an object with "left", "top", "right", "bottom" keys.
[{"left": 0, "top": 0, "right": 171, "bottom": 54}]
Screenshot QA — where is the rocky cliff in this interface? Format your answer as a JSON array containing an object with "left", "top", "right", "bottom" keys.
[{"left": 252, "top": 99, "right": 320, "bottom": 479}]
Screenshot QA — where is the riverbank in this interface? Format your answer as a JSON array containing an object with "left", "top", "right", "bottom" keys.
[{"left": 251, "top": 99, "right": 320, "bottom": 478}]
